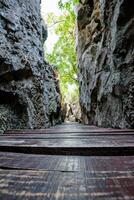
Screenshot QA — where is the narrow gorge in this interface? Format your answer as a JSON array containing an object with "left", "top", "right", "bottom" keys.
[
  {"left": 0, "top": 0, "right": 134, "bottom": 133},
  {"left": 0, "top": 1, "right": 134, "bottom": 199}
]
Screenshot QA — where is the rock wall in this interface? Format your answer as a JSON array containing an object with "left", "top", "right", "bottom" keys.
[
  {"left": 0, "top": 0, "right": 61, "bottom": 133},
  {"left": 76, "top": 0, "right": 134, "bottom": 128}
]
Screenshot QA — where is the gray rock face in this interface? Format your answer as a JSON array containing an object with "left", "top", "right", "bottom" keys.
[
  {"left": 0, "top": 0, "right": 61, "bottom": 133},
  {"left": 76, "top": 0, "right": 134, "bottom": 128}
]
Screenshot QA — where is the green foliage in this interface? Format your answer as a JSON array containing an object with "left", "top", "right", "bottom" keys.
[
  {"left": 46, "top": 0, "right": 79, "bottom": 102},
  {"left": 58, "top": 0, "right": 79, "bottom": 11}
]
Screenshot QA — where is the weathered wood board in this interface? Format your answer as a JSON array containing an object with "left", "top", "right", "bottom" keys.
[
  {"left": 5, "top": 122, "right": 134, "bottom": 134},
  {"left": 0, "top": 152, "right": 133, "bottom": 172},
  {"left": 0, "top": 169, "right": 134, "bottom": 200},
  {"left": 0, "top": 135, "right": 134, "bottom": 155}
]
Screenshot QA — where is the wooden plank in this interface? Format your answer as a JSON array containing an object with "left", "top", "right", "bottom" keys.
[
  {"left": 0, "top": 152, "right": 134, "bottom": 171},
  {"left": 0, "top": 133, "right": 134, "bottom": 141},
  {"left": 0, "top": 135, "right": 134, "bottom": 147},
  {"left": 2, "top": 131, "right": 134, "bottom": 137},
  {"left": 4, "top": 123, "right": 134, "bottom": 134},
  {"left": 5, "top": 128, "right": 134, "bottom": 134},
  {"left": 0, "top": 151, "right": 134, "bottom": 199},
  {"left": 0, "top": 134, "right": 134, "bottom": 155},
  {"left": 0, "top": 168, "right": 134, "bottom": 200}
]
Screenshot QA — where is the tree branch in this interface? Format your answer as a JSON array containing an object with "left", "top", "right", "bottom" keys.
[{"left": 48, "top": 20, "right": 65, "bottom": 28}]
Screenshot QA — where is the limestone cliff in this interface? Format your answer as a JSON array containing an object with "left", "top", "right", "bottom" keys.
[
  {"left": 76, "top": 0, "right": 134, "bottom": 128},
  {"left": 0, "top": 0, "right": 61, "bottom": 133}
]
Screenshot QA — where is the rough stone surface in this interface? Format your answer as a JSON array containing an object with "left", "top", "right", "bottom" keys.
[
  {"left": 0, "top": 0, "right": 61, "bottom": 133},
  {"left": 76, "top": 0, "right": 134, "bottom": 128}
]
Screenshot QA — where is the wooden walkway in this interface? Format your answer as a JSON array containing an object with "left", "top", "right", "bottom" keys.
[{"left": 0, "top": 122, "right": 134, "bottom": 199}]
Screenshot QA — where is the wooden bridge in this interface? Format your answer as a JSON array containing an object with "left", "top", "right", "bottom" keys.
[{"left": 0, "top": 122, "right": 134, "bottom": 199}]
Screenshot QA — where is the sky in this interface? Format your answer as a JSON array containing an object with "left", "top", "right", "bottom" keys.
[
  {"left": 41, "top": 0, "right": 61, "bottom": 17},
  {"left": 41, "top": 0, "right": 62, "bottom": 52}
]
